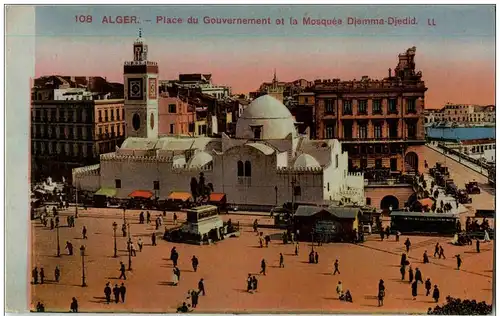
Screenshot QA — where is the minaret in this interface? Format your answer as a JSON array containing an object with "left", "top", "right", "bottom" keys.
[
  {"left": 123, "top": 29, "right": 159, "bottom": 139},
  {"left": 266, "top": 69, "right": 284, "bottom": 102}
]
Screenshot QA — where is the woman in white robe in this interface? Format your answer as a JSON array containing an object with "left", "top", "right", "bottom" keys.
[{"left": 172, "top": 268, "right": 179, "bottom": 285}]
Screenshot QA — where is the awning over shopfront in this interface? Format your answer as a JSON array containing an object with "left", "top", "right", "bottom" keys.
[
  {"left": 94, "top": 188, "right": 117, "bottom": 197},
  {"left": 168, "top": 192, "right": 192, "bottom": 202},
  {"left": 128, "top": 190, "right": 154, "bottom": 199},
  {"left": 209, "top": 193, "right": 226, "bottom": 203},
  {"left": 417, "top": 198, "right": 434, "bottom": 208}
]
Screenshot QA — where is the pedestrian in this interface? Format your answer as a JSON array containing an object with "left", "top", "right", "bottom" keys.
[
  {"left": 314, "top": 252, "right": 319, "bottom": 264},
  {"left": 295, "top": 242, "right": 299, "bottom": 256},
  {"left": 279, "top": 253, "right": 284, "bottom": 268},
  {"left": 265, "top": 235, "right": 270, "bottom": 247},
  {"left": 246, "top": 274, "right": 253, "bottom": 292},
  {"left": 119, "top": 262, "right": 126, "bottom": 280},
  {"left": 380, "top": 230, "right": 384, "bottom": 241},
  {"left": 378, "top": 280, "right": 385, "bottom": 307},
  {"left": 66, "top": 215, "right": 71, "bottom": 227},
  {"left": 137, "top": 238, "right": 143, "bottom": 252},
  {"left": 434, "top": 243, "right": 440, "bottom": 257},
  {"left": 401, "top": 253, "right": 407, "bottom": 267},
  {"left": 425, "top": 278, "right": 432, "bottom": 296},
  {"left": 173, "top": 213, "right": 178, "bottom": 225},
  {"left": 192, "top": 255, "right": 199, "bottom": 272},
  {"left": 139, "top": 211, "right": 144, "bottom": 224},
  {"left": 260, "top": 259, "right": 266, "bottom": 275},
  {"left": 66, "top": 241, "right": 73, "bottom": 255},
  {"left": 70, "top": 297, "right": 78, "bottom": 312},
  {"left": 172, "top": 268, "right": 179, "bottom": 286},
  {"left": 415, "top": 268, "right": 423, "bottom": 284},
  {"left": 333, "top": 259, "right": 340, "bottom": 275},
  {"left": 40, "top": 268, "right": 45, "bottom": 284},
  {"left": 432, "top": 285, "right": 440, "bottom": 303},
  {"left": 155, "top": 218, "right": 160, "bottom": 230},
  {"left": 253, "top": 219, "right": 258, "bottom": 233},
  {"left": 252, "top": 276, "right": 258, "bottom": 291},
  {"left": 151, "top": 232, "right": 157, "bottom": 246},
  {"left": 36, "top": 302, "right": 45, "bottom": 312},
  {"left": 476, "top": 239, "right": 480, "bottom": 253},
  {"left": 455, "top": 254, "right": 462, "bottom": 270},
  {"left": 82, "top": 226, "right": 87, "bottom": 239},
  {"left": 408, "top": 266, "right": 414, "bottom": 283},
  {"left": 104, "top": 283, "right": 112, "bottom": 304},
  {"left": 50, "top": 218, "right": 54, "bottom": 230},
  {"left": 400, "top": 265, "right": 406, "bottom": 280},
  {"left": 54, "top": 266, "right": 60, "bottom": 282},
  {"left": 439, "top": 246, "right": 446, "bottom": 259},
  {"left": 113, "top": 284, "right": 120, "bottom": 303},
  {"left": 411, "top": 281, "right": 418, "bottom": 300},
  {"left": 189, "top": 290, "right": 199, "bottom": 308},
  {"left": 119, "top": 283, "right": 126, "bottom": 303},
  {"left": 396, "top": 231, "right": 401, "bottom": 242},
  {"left": 198, "top": 278, "right": 205, "bottom": 296},
  {"left": 172, "top": 250, "right": 179, "bottom": 267},
  {"left": 336, "top": 281, "right": 343, "bottom": 295},
  {"left": 385, "top": 226, "right": 390, "bottom": 239},
  {"left": 122, "top": 224, "right": 127, "bottom": 237},
  {"left": 32, "top": 267, "right": 38, "bottom": 284},
  {"left": 423, "top": 250, "right": 429, "bottom": 264},
  {"left": 404, "top": 238, "right": 411, "bottom": 252},
  {"left": 130, "top": 243, "right": 136, "bottom": 256},
  {"left": 147, "top": 211, "right": 151, "bottom": 224}
]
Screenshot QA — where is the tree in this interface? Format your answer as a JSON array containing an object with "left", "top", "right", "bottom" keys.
[
  {"left": 428, "top": 296, "right": 492, "bottom": 315},
  {"left": 190, "top": 177, "right": 198, "bottom": 201}
]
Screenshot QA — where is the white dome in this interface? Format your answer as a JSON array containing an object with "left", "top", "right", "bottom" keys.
[
  {"left": 294, "top": 153, "right": 321, "bottom": 169},
  {"left": 188, "top": 151, "right": 212, "bottom": 168},
  {"left": 236, "top": 95, "right": 297, "bottom": 140}
]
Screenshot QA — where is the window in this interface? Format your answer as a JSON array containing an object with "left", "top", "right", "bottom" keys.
[
  {"left": 168, "top": 104, "right": 177, "bottom": 113},
  {"left": 374, "top": 123, "right": 382, "bottom": 139},
  {"left": 407, "top": 98, "right": 416, "bottom": 113},
  {"left": 98, "top": 110, "right": 102, "bottom": 122},
  {"left": 388, "top": 99, "right": 398, "bottom": 113},
  {"left": 335, "top": 154, "right": 339, "bottom": 168},
  {"left": 390, "top": 158, "right": 398, "bottom": 171},
  {"left": 153, "top": 181, "right": 160, "bottom": 190},
  {"left": 373, "top": 99, "right": 382, "bottom": 114},
  {"left": 389, "top": 121, "right": 398, "bottom": 138},
  {"left": 252, "top": 126, "right": 262, "bottom": 139},
  {"left": 237, "top": 161, "right": 244, "bottom": 177},
  {"left": 375, "top": 159, "right": 382, "bottom": 169},
  {"left": 358, "top": 124, "right": 367, "bottom": 139},
  {"left": 366, "top": 197, "right": 372, "bottom": 205},
  {"left": 244, "top": 161, "right": 252, "bottom": 177},
  {"left": 343, "top": 122, "right": 353, "bottom": 139},
  {"left": 115, "top": 179, "right": 121, "bottom": 189},
  {"left": 360, "top": 158, "right": 368, "bottom": 169},
  {"left": 170, "top": 124, "right": 175, "bottom": 134},
  {"left": 358, "top": 100, "right": 367, "bottom": 114},
  {"left": 293, "top": 186, "right": 302, "bottom": 196},
  {"left": 325, "top": 99, "right": 335, "bottom": 114},
  {"left": 116, "top": 109, "right": 120, "bottom": 120},
  {"left": 111, "top": 125, "right": 115, "bottom": 137},
  {"left": 304, "top": 97, "right": 309, "bottom": 104},
  {"left": 343, "top": 100, "right": 352, "bottom": 115},
  {"left": 325, "top": 124, "right": 335, "bottom": 139},
  {"left": 110, "top": 109, "right": 115, "bottom": 121},
  {"left": 407, "top": 123, "right": 417, "bottom": 139}
]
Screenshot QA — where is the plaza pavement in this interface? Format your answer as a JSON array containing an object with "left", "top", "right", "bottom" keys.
[{"left": 30, "top": 207, "right": 493, "bottom": 313}]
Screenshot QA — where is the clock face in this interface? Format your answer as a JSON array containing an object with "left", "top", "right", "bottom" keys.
[
  {"left": 148, "top": 78, "right": 157, "bottom": 99},
  {"left": 128, "top": 78, "right": 143, "bottom": 100}
]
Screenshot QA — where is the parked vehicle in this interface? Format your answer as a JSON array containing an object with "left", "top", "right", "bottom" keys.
[{"left": 465, "top": 181, "right": 481, "bottom": 194}]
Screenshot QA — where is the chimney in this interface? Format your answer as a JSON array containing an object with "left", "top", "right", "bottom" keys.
[{"left": 388, "top": 68, "right": 392, "bottom": 78}]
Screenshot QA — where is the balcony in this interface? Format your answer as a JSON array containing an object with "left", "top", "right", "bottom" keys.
[
  {"left": 387, "top": 110, "right": 399, "bottom": 115},
  {"left": 372, "top": 110, "right": 383, "bottom": 115},
  {"left": 340, "top": 137, "right": 404, "bottom": 143},
  {"left": 342, "top": 110, "right": 353, "bottom": 116}
]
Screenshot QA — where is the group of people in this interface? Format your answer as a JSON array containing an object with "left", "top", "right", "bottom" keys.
[
  {"left": 32, "top": 266, "right": 61, "bottom": 285},
  {"left": 103, "top": 282, "right": 127, "bottom": 304}
]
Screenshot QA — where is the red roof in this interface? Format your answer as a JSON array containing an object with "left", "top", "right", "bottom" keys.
[
  {"left": 460, "top": 138, "right": 495, "bottom": 146},
  {"left": 128, "top": 190, "right": 153, "bottom": 199},
  {"left": 209, "top": 193, "right": 226, "bottom": 203},
  {"left": 168, "top": 192, "right": 192, "bottom": 202}
]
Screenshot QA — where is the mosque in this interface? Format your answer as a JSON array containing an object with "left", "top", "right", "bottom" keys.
[{"left": 72, "top": 32, "right": 365, "bottom": 209}]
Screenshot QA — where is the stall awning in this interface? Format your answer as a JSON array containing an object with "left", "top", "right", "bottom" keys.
[
  {"left": 209, "top": 193, "right": 226, "bottom": 203},
  {"left": 95, "top": 188, "right": 117, "bottom": 197},
  {"left": 418, "top": 198, "right": 434, "bottom": 208},
  {"left": 168, "top": 192, "right": 192, "bottom": 202},
  {"left": 128, "top": 190, "right": 153, "bottom": 199}
]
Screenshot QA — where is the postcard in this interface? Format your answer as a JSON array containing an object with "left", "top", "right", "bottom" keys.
[{"left": 5, "top": 4, "right": 496, "bottom": 315}]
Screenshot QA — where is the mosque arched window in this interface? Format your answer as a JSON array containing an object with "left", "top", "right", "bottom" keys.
[
  {"left": 244, "top": 161, "right": 252, "bottom": 177},
  {"left": 237, "top": 161, "right": 244, "bottom": 177}
]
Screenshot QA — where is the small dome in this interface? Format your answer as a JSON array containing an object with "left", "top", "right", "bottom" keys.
[
  {"left": 294, "top": 153, "right": 321, "bottom": 169},
  {"left": 188, "top": 152, "right": 212, "bottom": 168},
  {"left": 236, "top": 95, "right": 297, "bottom": 140}
]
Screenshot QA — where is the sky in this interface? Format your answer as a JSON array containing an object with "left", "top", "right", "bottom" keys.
[{"left": 30, "top": 5, "right": 495, "bottom": 108}]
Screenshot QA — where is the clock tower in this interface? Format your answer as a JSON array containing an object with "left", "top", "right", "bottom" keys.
[{"left": 123, "top": 29, "right": 159, "bottom": 139}]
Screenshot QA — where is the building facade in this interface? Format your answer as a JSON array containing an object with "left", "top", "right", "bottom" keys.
[
  {"left": 425, "top": 104, "right": 495, "bottom": 124},
  {"left": 31, "top": 99, "right": 126, "bottom": 182},
  {"left": 158, "top": 94, "right": 196, "bottom": 136},
  {"left": 313, "top": 47, "right": 427, "bottom": 174}
]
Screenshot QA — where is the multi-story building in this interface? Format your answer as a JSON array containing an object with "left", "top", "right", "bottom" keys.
[
  {"left": 159, "top": 73, "right": 231, "bottom": 99},
  {"left": 158, "top": 94, "right": 197, "bottom": 136},
  {"left": 31, "top": 98, "right": 126, "bottom": 182},
  {"left": 313, "top": 46, "right": 426, "bottom": 175},
  {"left": 425, "top": 104, "right": 495, "bottom": 124}
]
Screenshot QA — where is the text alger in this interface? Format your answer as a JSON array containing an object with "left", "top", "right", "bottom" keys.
[{"left": 102, "top": 16, "right": 139, "bottom": 24}]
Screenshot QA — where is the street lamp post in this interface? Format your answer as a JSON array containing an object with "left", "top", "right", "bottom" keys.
[
  {"left": 291, "top": 178, "right": 297, "bottom": 212},
  {"left": 311, "top": 230, "right": 315, "bottom": 252},
  {"left": 75, "top": 186, "right": 79, "bottom": 218},
  {"left": 56, "top": 222, "right": 61, "bottom": 257},
  {"left": 274, "top": 186, "right": 278, "bottom": 206},
  {"left": 127, "top": 223, "right": 132, "bottom": 271},
  {"left": 112, "top": 221, "right": 118, "bottom": 258},
  {"left": 80, "top": 245, "right": 87, "bottom": 287},
  {"left": 122, "top": 207, "right": 126, "bottom": 225}
]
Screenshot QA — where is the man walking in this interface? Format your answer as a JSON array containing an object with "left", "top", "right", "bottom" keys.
[
  {"left": 54, "top": 266, "right": 60, "bottom": 282},
  {"left": 425, "top": 278, "right": 432, "bottom": 296},
  {"left": 146, "top": 211, "right": 151, "bottom": 224},
  {"left": 432, "top": 285, "right": 440, "bottom": 303},
  {"left": 400, "top": 265, "right": 406, "bottom": 280},
  {"left": 476, "top": 239, "right": 481, "bottom": 253},
  {"left": 119, "top": 283, "right": 126, "bottom": 303},
  {"left": 404, "top": 238, "right": 412, "bottom": 252},
  {"left": 40, "top": 268, "right": 45, "bottom": 284},
  {"left": 113, "top": 284, "right": 120, "bottom": 303},
  {"left": 434, "top": 243, "right": 440, "bottom": 257},
  {"left": 314, "top": 252, "right": 319, "bottom": 264},
  {"left": 104, "top": 283, "right": 112, "bottom": 304},
  {"left": 333, "top": 259, "right": 340, "bottom": 275},
  {"left": 260, "top": 259, "right": 266, "bottom": 276},
  {"left": 279, "top": 253, "right": 284, "bottom": 268},
  {"left": 32, "top": 267, "right": 38, "bottom": 285},
  {"left": 119, "top": 262, "right": 126, "bottom": 280},
  {"left": 192, "top": 255, "right": 199, "bottom": 272},
  {"left": 82, "top": 226, "right": 87, "bottom": 239},
  {"left": 246, "top": 274, "right": 253, "bottom": 292},
  {"left": 137, "top": 238, "right": 143, "bottom": 252},
  {"left": 423, "top": 250, "right": 429, "bottom": 264},
  {"left": 198, "top": 278, "right": 205, "bottom": 296},
  {"left": 455, "top": 254, "right": 462, "bottom": 270},
  {"left": 66, "top": 241, "right": 74, "bottom": 255},
  {"left": 151, "top": 232, "right": 157, "bottom": 246},
  {"left": 415, "top": 268, "right": 423, "bottom": 284},
  {"left": 439, "top": 246, "right": 446, "bottom": 259},
  {"left": 173, "top": 213, "right": 178, "bottom": 225}
]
